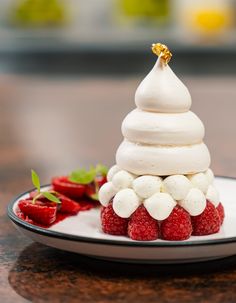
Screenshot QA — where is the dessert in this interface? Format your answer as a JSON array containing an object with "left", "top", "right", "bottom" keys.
[{"left": 99, "top": 43, "right": 224, "bottom": 241}]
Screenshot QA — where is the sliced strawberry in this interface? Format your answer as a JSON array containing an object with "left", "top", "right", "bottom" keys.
[
  {"left": 57, "top": 194, "right": 81, "bottom": 215},
  {"left": 16, "top": 209, "right": 34, "bottom": 224},
  {"left": 29, "top": 190, "right": 81, "bottom": 215},
  {"left": 18, "top": 199, "right": 57, "bottom": 225},
  {"left": 52, "top": 176, "right": 86, "bottom": 199}
]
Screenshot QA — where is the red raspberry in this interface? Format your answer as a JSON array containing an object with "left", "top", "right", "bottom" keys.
[
  {"left": 161, "top": 206, "right": 192, "bottom": 241},
  {"left": 191, "top": 201, "right": 221, "bottom": 236},
  {"left": 128, "top": 205, "right": 159, "bottom": 241},
  {"left": 101, "top": 203, "right": 128, "bottom": 236},
  {"left": 216, "top": 202, "right": 225, "bottom": 225},
  {"left": 101, "top": 205, "right": 106, "bottom": 219}
]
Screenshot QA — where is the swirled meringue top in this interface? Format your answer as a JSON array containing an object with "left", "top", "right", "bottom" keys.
[{"left": 135, "top": 57, "right": 192, "bottom": 113}]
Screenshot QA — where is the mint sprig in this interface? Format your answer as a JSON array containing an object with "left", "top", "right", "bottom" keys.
[
  {"left": 69, "top": 164, "right": 108, "bottom": 185},
  {"left": 42, "top": 192, "right": 61, "bottom": 203},
  {"left": 31, "top": 170, "right": 61, "bottom": 204},
  {"left": 69, "top": 166, "right": 97, "bottom": 185}
]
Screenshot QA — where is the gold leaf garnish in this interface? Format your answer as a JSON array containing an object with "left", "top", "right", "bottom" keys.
[{"left": 151, "top": 43, "right": 172, "bottom": 65}]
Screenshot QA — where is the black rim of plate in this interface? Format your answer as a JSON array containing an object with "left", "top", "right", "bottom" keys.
[{"left": 7, "top": 176, "right": 236, "bottom": 248}]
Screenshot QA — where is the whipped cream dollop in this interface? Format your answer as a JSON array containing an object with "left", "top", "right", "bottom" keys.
[
  {"left": 98, "top": 182, "right": 117, "bottom": 207},
  {"left": 206, "top": 185, "right": 220, "bottom": 207},
  {"left": 132, "top": 175, "right": 162, "bottom": 199},
  {"left": 113, "top": 188, "right": 141, "bottom": 218},
  {"left": 112, "top": 170, "right": 135, "bottom": 191},
  {"left": 163, "top": 175, "right": 193, "bottom": 200},
  {"left": 144, "top": 192, "right": 177, "bottom": 220},
  {"left": 179, "top": 188, "right": 206, "bottom": 216},
  {"left": 107, "top": 165, "right": 121, "bottom": 182},
  {"left": 188, "top": 173, "right": 209, "bottom": 194},
  {"left": 135, "top": 57, "right": 192, "bottom": 113}
]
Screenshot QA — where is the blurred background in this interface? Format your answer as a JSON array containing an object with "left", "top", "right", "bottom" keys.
[
  {"left": 0, "top": 0, "right": 236, "bottom": 74},
  {"left": 0, "top": 0, "right": 236, "bottom": 193}
]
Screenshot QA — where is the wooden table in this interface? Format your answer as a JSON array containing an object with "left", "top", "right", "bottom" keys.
[{"left": 1, "top": 75, "right": 236, "bottom": 303}]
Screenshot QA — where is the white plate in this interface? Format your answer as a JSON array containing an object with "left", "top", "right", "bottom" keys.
[{"left": 8, "top": 176, "right": 236, "bottom": 264}]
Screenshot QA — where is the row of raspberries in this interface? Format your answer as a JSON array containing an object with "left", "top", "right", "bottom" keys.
[{"left": 101, "top": 201, "right": 224, "bottom": 241}]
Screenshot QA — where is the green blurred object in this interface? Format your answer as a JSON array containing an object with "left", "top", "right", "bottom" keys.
[
  {"left": 11, "top": 0, "right": 67, "bottom": 27},
  {"left": 120, "top": 0, "right": 169, "bottom": 19}
]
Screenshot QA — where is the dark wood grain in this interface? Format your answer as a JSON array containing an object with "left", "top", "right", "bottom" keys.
[{"left": 1, "top": 74, "right": 236, "bottom": 303}]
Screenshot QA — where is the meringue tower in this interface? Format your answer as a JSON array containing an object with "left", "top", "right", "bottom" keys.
[
  {"left": 99, "top": 43, "right": 220, "bottom": 224},
  {"left": 117, "top": 43, "right": 210, "bottom": 176}
]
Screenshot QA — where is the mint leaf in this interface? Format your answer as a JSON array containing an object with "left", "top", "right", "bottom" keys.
[
  {"left": 69, "top": 167, "right": 96, "bottom": 184},
  {"left": 31, "top": 169, "right": 40, "bottom": 193},
  {"left": 96, "top": 164, "right": 108, "bottom": 176},
  {"left": 30, "top": 170, "right": 61, "bottom": 204},
  {"left": 42, "top": 192, "right": 61, "bottom": 204},
  {"left": 68, "top": 163, "right": 107, "bottom": 185}
]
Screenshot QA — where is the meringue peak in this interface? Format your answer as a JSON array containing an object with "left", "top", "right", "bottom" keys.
[{"left": 135, "top": 57, "right": 192, "bottom": 113}]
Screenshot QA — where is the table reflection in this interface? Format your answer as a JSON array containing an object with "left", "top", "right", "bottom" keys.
[{"left": 8, "top": 242, "right": 236, "bottom": 303}]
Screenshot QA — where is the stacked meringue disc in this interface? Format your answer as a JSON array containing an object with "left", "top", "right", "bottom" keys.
[{"left": 99, "top": 43, "right": 221, "bottom": 230}]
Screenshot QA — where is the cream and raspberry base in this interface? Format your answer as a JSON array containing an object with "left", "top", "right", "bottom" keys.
[
  {"left": 99, "top": 165, "right": 220, "bottom": 223},
  {"left": 99, "top": 165, "right": 219, "bottom": 220}
]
